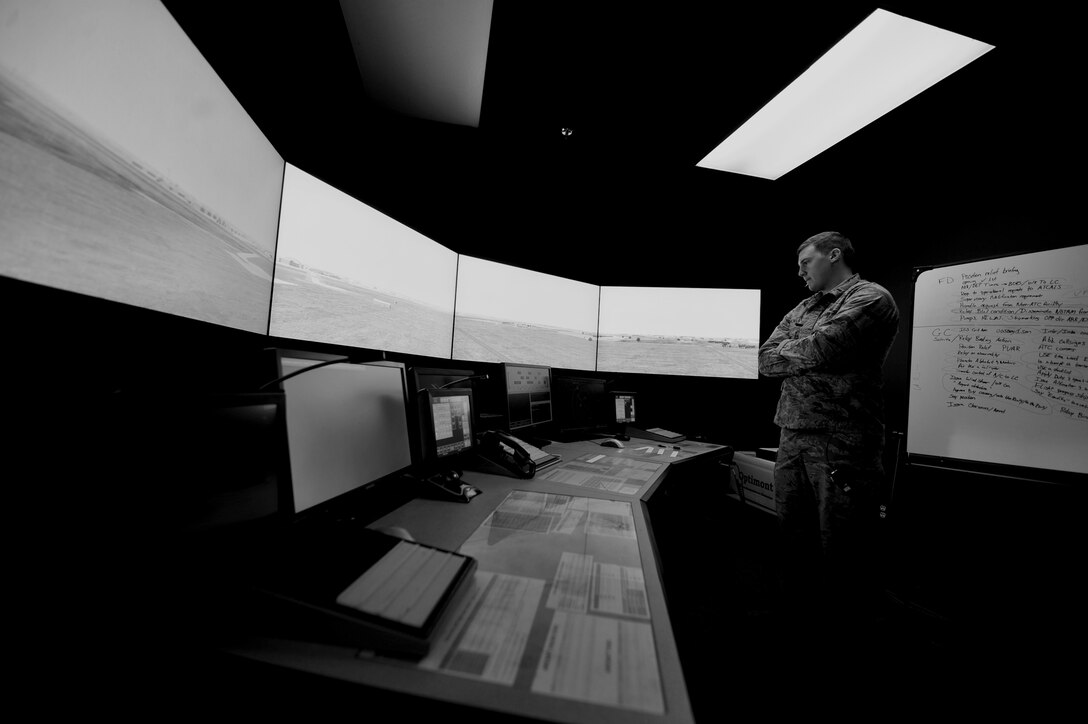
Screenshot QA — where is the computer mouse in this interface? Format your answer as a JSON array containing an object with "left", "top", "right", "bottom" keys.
[
  {"left": 600, "top": 439, "right": 624, "bottom": 448},
  {"left": 378, "top": 526, "right": 415, "bottom": 541}
]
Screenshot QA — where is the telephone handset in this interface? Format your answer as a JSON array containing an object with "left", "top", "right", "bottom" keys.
[{"left": 477, "top": 430, "right": 537, "bottom": 479}]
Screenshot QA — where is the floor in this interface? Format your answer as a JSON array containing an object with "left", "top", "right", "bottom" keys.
[
  {"left": 655, "top": 493, "right": 1080, "bottom": 719},
  {"left": 49, "top": 473, "right": 1074, "bottom": 720}
]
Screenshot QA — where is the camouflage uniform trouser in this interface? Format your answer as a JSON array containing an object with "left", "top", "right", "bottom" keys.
[{"left": 773, "top": 428, "right": 884, "bottom": 628}]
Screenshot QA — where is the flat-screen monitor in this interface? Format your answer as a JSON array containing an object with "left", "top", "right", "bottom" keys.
[
  {"left": 424, "top": 388, "right": 475, "bottom": 463},
  {"left": 109, "top": 391, "right": 293, "bottom": 535},
  {"left": 503, "top": 363, "right": 553, "bottom": 432},
  {"left": 553, "top": 375, "right": 608, "bottom": 438},
  {"left": 613, "top": 391, "right": 638, "bottom": 424},
  {"left": 270, "top": 163, "right": 458, "bottom": 358},
  {"left": 0, "top": 0, "right": 284, "bottom": 334},
  {"left": 274, "top": 351, "right": 413, "bottom": 515},
  {"left": 410, "top": 367, "right": 479, "bottom": 395},
  {"left": 597, "top": 286, "right": 761, "bottom": 378},
  {"left": 453, "top": 255, "right": 599, "bottom": 370}
]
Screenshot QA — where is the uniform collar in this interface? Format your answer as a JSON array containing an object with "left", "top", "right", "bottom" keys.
[
  {"left": 827, "top": 272, "right": 860, "bottom": 297},
  {"left": 806, "top": 273, "right": 860, "bottom": 305}
]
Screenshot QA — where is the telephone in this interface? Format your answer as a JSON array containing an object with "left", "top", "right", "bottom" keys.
[{"left": 476, "top": 430, "right": 537, "bottom": 479}]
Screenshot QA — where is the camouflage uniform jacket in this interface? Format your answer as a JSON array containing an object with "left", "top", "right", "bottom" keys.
[{"left": 758, "top": 274, "right": 899, "bottom": 434}]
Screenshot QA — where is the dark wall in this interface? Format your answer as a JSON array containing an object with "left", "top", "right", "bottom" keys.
[{"left": 10, "top": 1, "right": 1083, "bottom": 650}]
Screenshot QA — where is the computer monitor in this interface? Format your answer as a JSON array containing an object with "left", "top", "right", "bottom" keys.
[
  {"left": 597, "top": 286, "right": 761, "bottom": 379},
  {"left": 0, "top": 1, "right": 284, "bottom": 335},
  {"left": 503, "top": 363, "right": 553, "bottom": 433},
  {"left": 409, "top": 366, "right": 479, "bottom": 462},
  {"left": 553, "top": 375, "right": 608, "bottom": 439},
  {"left": 109, "top": 391, "right": 293, "bottom": 536},
  {"left": 410, "top": 367, "right": 479, "bottom": 395},
  {"left": 270, "top": 163, "right": 458, "bottom": 358},
  {"left": 613, "top": 391, "right": 638, "bottom": 425},
  {"left": 423, "top": 388, "right": 475, "bottom": 468},
  {"left": 452, "top": 255, "right": 599, "bottom": 371},
  {"left": 273, "top": 351, "right": 413, "bottom": 515}
]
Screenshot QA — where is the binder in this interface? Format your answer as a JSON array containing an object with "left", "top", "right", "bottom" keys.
[{"left": 243, "top": 525, "right": 477, "bottom": 658}]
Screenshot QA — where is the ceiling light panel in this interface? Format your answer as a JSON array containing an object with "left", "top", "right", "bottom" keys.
[{"left": 697, "top": 9, "right": 995, "bottom": 180}]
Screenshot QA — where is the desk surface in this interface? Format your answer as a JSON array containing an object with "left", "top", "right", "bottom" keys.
[{"left": 223, "top": 436, "right": 730, "bottom": 724}]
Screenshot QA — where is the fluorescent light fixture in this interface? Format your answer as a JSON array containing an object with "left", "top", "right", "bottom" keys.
[{"left": 697, "top": 9, "right": 994, "bottom": 180}]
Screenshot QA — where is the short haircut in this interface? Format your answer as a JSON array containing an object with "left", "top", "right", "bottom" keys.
[{"left": 797, "top": 231, "right": 855, "bottom": 267}]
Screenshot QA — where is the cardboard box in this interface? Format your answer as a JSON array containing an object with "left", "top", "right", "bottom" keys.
[{"left": 731, "top": 451, "right": 776, "bottom": 515}]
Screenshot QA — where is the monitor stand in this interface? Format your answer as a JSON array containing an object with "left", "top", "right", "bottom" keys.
[{"left": 405, "top": 462, "right": 479, "bottom": 502}]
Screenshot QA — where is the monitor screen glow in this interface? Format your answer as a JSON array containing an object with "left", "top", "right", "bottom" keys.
[
  {"left": 278, "top": 356, "right": 413, "bottom": 514},
  {"left": 614, "top": 392, "right": 637, "bottom": 424},
  {"left": 597, "top": 286, "right": 761, "bottom": 378},
  {"left": 270, "top": 163, "right": 458, "bottom": 358},
  {"left": 428, "top": 389, "right": 474, "bottom": 459},
  {"left": 504, "top": 363, "right": 553, "bottom": 431},
  {"left": 0, "top": 0, "right": 284, "bottom": 334},
  {"left": 453, "top": 255, "right": 598, "bottom": 370}
]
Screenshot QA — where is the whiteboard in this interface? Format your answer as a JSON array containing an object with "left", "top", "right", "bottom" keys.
[{"left": 907, "top": 244, "right": 1088, "bottom": 476}]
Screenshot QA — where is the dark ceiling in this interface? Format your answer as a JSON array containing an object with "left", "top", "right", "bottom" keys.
[{"left": 162, "top": 1, "right": 1080, "bottom": 287}]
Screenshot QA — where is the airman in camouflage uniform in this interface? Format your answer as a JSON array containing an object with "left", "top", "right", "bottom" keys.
[{"left": 758, "top": 231, "right": 899, "bottom": 646}]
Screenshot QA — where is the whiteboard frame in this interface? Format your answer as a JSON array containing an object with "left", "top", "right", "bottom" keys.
[{"left": 905, "top": 243, "right": 1088, "bottom": 486}]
